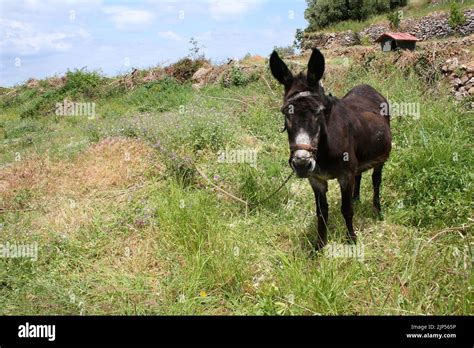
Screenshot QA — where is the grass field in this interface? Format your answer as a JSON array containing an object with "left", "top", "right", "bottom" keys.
[{"left": 0, "top": 50, "right": 472, "bottom": 315}]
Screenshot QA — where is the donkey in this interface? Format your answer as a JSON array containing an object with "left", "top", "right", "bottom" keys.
[{"left": 270, "top": 48, "right": 392, "bottom": 250}]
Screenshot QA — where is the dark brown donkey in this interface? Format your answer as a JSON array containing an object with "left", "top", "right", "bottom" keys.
[{"left": 270, "top": 48, "right": 392, "bottom": 249}]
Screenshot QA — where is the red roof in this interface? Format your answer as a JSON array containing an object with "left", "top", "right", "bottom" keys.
[{"left": 375, "top": 32, "right": 419, "bottom": 42}]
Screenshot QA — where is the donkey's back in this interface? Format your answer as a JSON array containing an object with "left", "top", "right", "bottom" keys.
[{"left": 337, "top": 84, "right": 391, "bottom": 174}]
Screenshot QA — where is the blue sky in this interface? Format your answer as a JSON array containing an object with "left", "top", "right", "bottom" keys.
[{"left": 0, "top": 0, "right": 308, "bottom": 86}]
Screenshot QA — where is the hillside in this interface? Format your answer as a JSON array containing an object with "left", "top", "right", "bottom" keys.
[
  {"left": 301, "top": 4, "right": 474, "bottom": 50},
  {"left": 0, "top": 35, "right": 472, "bottom": 314},
  {"left": 302, "top": 0, "right": 474, "bottom": 35}
]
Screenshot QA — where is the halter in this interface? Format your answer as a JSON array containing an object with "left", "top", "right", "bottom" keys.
[
  {"left": 290, "top": 126, "right": 320, "bottom": 155},
  {"left": 281, "top": 91, "right": 319, "bottom": 111},
  {"left": 290, "top": 143, "right": 317, "bottom": 154},
  {"left": 281, "top": 91, "right": 321, "bottom": 155}
]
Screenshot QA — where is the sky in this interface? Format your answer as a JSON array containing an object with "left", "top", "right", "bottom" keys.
[{"left": 0, "top": 0, "right": 308, "bottom": 87}]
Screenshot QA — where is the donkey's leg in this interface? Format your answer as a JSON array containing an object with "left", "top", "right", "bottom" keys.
[
  {"left": 372, "top": 164, "right": 384, "bottom": 218},
  {"left": 353, "top": 174, "right": 362, "bottom": 202},
  {"left": 309, "top": 177, "right": 328, "bottom": 250},
  {"left": 338, "top": 174, "right": 356, "bottom": 243}
]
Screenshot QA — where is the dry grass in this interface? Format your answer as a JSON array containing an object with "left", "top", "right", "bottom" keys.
[{"left": 0, "top": 137, "right": 160, "bottom": 236}]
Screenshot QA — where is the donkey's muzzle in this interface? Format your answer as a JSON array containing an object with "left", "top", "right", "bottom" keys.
[
  {"left": 290, "top": 150, "right": 316, "bottom": 178},
  {"left": 289, "top": 143, "right": 317, "bottom": 177}
]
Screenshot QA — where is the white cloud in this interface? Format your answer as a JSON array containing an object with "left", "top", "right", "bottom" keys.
[
  {"left": 208, "top": 0, "right": 265, "bottom": 21},
  {"left": 0, "top": 17, "right": 90, "bottom": 55},
  {"left": 103, "top": 6, "right": 154, "bottom": 30},
  {"left": 158, "top": 30, "right": 183, "bottom": 41},
  {"left": 0, "top": 18, "right": 30, "bottom": 33}
]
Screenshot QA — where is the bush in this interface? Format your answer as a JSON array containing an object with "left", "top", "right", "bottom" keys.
[
  {"left": 360, "top": 35, "right": 372, "bottom": 46},
  {"left": 63, "top": 68, "right": 103, "bottom": 98},
  {"left": 167, "top": 58, "right": 207, "bottom": 83},
  {"left": 448, "top": 2, "right": 466, "bottom": 28},
  {"left": 222, "top": 66, "right": 246, "bottom": 87},
  {"left": 19, "top": 69, "right": 103, "bottom": 118},
  {"left": 20, "top": 89, "right": 64, "bottom": 118},
  {"left": 221, "top": 66, "right": 259, "bottom": 88},
  {"left": 387, "top": 11, "right": 401, "bottom": 29}
]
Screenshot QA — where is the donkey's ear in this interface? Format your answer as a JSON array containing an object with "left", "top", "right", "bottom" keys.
[
  {"left": 307, "top": 48, "right": 325, "bottom": 89},
  {"left": 270, "top": 51, "right": 293, "bottom": 88}
]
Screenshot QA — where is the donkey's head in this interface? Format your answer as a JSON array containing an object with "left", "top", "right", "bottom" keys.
[{"left": 270, "top": 48, "right": 327, "bottom": 178}]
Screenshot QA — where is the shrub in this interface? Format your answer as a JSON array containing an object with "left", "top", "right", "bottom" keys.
[
  {"left": 221, "top": 66, "right": 259, "bottom": 88},
  {"left": 230, "top": 66, "right": 248, "bottom": 87},
  {"left": 19, "top": 68, "right": 102, "bottom": 118},
  {"left": 19, "top": 69, "right": 102, "bottom": 117},
  {"left": 448, "top": 2, "right": 466, "bottom": 28},
  {"left": 360, "top": 35, "right": 372, "bottom": 46},
  {"left": 387, "top": 11, "right": 401, "bottom": 29},
  {"left": 63, "top": 68, "right": 103, "bottom": 98},
  {"left": 168, "top": 58, "right": 207, "bottom": 83},
  {"left": 20, "top": 89, "right": 64, "bottom": 118}
]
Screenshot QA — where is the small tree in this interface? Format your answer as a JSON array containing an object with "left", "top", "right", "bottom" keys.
[
  {"left": 387, "top": 11, "right": 401, "bottom": 29},
  {"left": 188, "top": 37, "right": 205, "bottom": 60},
  {"left": 293, "top": 28, "right": 304, "bottom": 50},
  {"left": 448, "top": 2, "right": 466, "bottom": 29}
]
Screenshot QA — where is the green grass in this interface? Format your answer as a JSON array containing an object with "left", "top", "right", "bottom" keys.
[{"left": 0, "top": 53, "right": 472, "bottom": 315}]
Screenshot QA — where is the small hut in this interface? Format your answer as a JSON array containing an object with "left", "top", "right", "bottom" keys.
[{"left": 375, "top": 32, "right": 419, "bottom": 52}]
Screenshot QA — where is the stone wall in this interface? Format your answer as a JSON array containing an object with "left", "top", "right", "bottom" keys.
[
  {"left": 442, "top": 57, "right": 474, "bottom": 99},
  {"left": 302, "top": 9, "right": 474, "bottom": 50}
]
